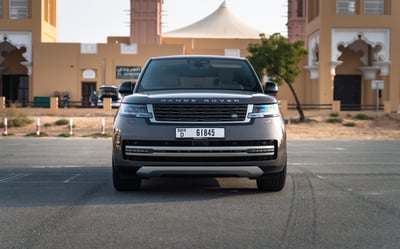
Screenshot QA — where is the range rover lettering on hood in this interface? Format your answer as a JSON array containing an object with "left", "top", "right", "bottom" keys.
[{"left": 160, "top": 98, "right": 241, "bottom": 104}]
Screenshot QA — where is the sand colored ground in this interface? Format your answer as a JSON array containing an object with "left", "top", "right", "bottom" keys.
[
  {"left": 286, "top": 114, "right": 400, "bottom": 140},
  {"left": 1, "top": 112, "right": 400, "bottom": 140}
]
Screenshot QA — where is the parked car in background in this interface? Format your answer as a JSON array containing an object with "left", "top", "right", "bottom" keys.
[
  {"left": 98, "top": 85, "right": 122, "bottom": 108},
  {"left": 112, "top": 55, "right": 287, "bottom": 191}
]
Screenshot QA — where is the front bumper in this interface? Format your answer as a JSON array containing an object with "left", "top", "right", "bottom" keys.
[
  {"left": 112, "top": 116, "right": 286, "bottom": 177},
  {"left": 136, "top": 166, "right": 264, "bottom": 178}
]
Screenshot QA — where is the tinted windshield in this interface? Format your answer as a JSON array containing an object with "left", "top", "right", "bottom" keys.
[{"left": 137, "top": 58, "right": 262, "bottom": 92}]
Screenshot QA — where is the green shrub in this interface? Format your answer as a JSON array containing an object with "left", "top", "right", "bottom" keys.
[
  {"left": 58, "top": 132, "right": 73, "bottom": 137},
  {"left": 0, "top": 117, "right": 33, "bottom": 128},
  {"left": 54, "top": 119, "right": 69, "bottom": 126},
  {"left": 343, "top": 122, "right": 356, "bottom": 127},
  {"left": 305, "top": 118, "right": 318, "bottom": 123},
  {"left": 326, "top": 117, "right": 342, "bottom": 123},
  {"left": 354, "top": 114, "right": 374, "bottom": 120},
  {"left": 0, "top": 105, "right": 33, "bottom": 128},
  {"left": 25, "top": 132, "right": 48, "bottom": 137},
  {"left": 330, "top": 112, "right": 339, "bottom": 117}
]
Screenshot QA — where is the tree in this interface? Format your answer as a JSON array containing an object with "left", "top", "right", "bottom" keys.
[{"left": 247, "top": 33, "right": 308, "bottom": 122}]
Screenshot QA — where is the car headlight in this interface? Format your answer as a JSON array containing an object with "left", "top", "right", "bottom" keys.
[
  {"left": 119, "top": 104, "right": 152, "bottom": 118},
  {"left": 248, "top": 104, "right": 280, "bottom": 118}
]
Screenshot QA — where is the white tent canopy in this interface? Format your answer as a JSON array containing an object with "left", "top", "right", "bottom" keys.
[{"left": 163, "top": 1, "right": 263, "bottom": 39}]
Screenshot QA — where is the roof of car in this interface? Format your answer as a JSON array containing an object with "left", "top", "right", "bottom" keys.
[
  {"left": 100, "top": 85, "right": 118, "bottom": 89},
  {"left": 150, "top": 55, "right": 248, "bottom": 61}
]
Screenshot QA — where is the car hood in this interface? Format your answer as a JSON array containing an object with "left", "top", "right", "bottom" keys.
[{"left": 122, "top": 90, "right": 277, "bottom": 104}]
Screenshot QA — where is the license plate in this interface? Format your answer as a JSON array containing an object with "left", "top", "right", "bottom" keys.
[{"left": 176, "top": 128, "right": 225, "bottom": 138}]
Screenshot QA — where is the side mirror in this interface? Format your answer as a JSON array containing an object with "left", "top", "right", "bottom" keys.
[
  {"left": 118, "top": 81, "right": 135, "bottom": 96},
  {"left": 264, "top": 81, "right": 278, "bottom": 96}
]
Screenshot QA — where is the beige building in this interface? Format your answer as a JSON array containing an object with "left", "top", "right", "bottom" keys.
[
  {"left": 0, "top": 0, "right": 263, "bottom": 107},
  {"left": 0, "top": 0, "right": 57, "bottom": 106},
  {"left": 287, "top": 0, "right": 399, "bottom": 112},
  {"left": 1, "top": 0, "right": 399, "bottom": 112}
]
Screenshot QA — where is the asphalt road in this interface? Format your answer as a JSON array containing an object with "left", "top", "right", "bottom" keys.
[{"left": 0, "top": 138, "right": 399, "bottom": 249}]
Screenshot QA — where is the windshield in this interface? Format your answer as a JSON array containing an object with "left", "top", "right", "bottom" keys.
[{"left": 137, "top": 58, "right": 262, "bottom": 92}]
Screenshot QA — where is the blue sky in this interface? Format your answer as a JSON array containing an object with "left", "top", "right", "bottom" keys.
[{"left": 57, "top": 0, "right": 287, "bottom": 43}]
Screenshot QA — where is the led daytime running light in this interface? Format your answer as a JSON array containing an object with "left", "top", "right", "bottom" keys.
[
  {"left": 248, "top": 104, "right": 279, "bottom": 118},
  {"left": 120, "top": 104, "right": 152, "bottom": 118}
]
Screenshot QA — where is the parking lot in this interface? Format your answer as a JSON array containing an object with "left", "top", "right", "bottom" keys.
[{"left": 0, "top": 138, "right": 400, "bottom": 249}]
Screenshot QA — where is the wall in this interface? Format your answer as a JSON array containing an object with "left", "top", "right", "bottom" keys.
[
  {"left": 31, "top": 42, "right": 184, "bottom": 102},
  {"left": 162, "top": 37, "right": 260, "bottom": 57}
]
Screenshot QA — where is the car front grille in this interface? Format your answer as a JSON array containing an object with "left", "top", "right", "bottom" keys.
[{"left": 151, "top": 104, "right": 248, "bottom": 122}]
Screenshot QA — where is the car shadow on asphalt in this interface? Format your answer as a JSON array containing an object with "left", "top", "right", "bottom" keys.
[
  {"left": 0, "top": 167, "right": 287, "bottom": 207},
  {"left": 109, "top": 176, "right": 285, "bottom": 204}
]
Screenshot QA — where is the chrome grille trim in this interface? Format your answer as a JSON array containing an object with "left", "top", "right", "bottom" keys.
[
  {"left": 125, "top": 145, "right": 275, "bottom": 157},
  {"left": 148, "top": 104, "right": 253, "bottom": 124}
]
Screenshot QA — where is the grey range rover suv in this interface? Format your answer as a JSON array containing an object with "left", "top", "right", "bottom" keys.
[{"left": 112, "top": 55, "right": 287, "bottom": 191}]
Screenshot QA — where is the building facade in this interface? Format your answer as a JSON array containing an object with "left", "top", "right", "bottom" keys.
[
  {"left": 0, "top": 0, "right": 57, "bottom": 106},
  {"left": 0, "top": 0, "right": 263, "bottom": 107},
  {"left": 1, "top": 0, "right": 399, "bottom": 112},
  {"left": 287, "top": 0, "right": 399, "bottom": 112}
]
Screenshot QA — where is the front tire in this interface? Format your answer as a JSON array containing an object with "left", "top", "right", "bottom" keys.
[
  {"left": 112, "top": 162, "right": 142, "bottom": 191},
  {"left": 256, "top": 166, "right": 287, "bottom": 192}
]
